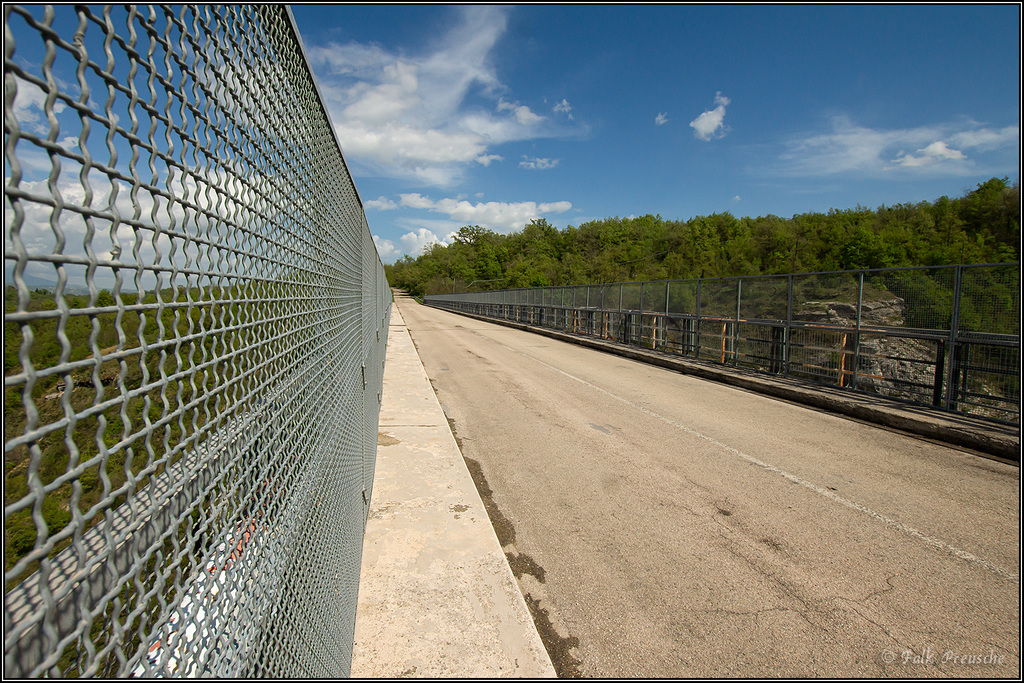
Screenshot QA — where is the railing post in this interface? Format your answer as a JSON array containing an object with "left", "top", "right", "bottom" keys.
[
  {"left": 664, "top": 280, "right": 670, "bottom": 351},
  {"left": 696, "top": 278, "right": 702, "bottom": 359},
  {"left": 785, "top": 274, "right": 793, "bottom": 377},
  {"left": 618, "top": 283, "right": 623, "bottom": 343},
  {"left": 850, "top": 271, "right": 864, "bottom": 390},
  {"left": 734, "top": 278, "right": 742, "bottom": 366},
  {"left": 944, "top": 265, "right": 964, "bottom": 411}
]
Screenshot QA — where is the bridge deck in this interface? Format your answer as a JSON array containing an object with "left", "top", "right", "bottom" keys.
[{"left": 400, "top": 292, "right": 1019, "bottom": 678}]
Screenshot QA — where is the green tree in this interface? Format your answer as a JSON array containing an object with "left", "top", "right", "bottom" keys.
[{"left": 382, "top": 178, "right": 1020, "bottom": 296}]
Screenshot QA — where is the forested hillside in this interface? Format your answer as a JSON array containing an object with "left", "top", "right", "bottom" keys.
[{"left": 386, "top": 177, "right": 1020, "bottom": 297}]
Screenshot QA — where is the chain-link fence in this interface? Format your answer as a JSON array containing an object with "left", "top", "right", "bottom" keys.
[
  {"left": 4, "top": 5, "right": 390, "bottom": 677},
  {"left": 426, "top": 264, "right": 1020, "bottom": 427}
]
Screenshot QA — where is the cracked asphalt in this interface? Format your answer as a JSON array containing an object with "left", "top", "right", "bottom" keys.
[{"left": 398, "top": 294, "right": 1020, "bottom": 678}]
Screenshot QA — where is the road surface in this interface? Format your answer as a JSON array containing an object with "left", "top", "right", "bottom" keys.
[{"left": 398, "top": 293, "right": 1020, "bottom": 678}]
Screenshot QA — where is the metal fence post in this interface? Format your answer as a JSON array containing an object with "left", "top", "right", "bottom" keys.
[
  {"left": 851, "top": 271, "right": 864, "bottom": 390},
  {"left": 664, "top": 280, "right": 671, "bottom": 351},
  {"left": 639, "top": 282, "right": 645, "bottom": 347},
  {"left": 696, "top": 278, "right": 703, "bottom": 359},
  {"left": 944, "top": 265, "right": 964, "bottom": 411},
  {"left": 618, "top": 283, "right": 624, "bottom": 343},
  {"left": 734, "top": 279, "right": 742, "bottom": 366},
  {"left": 785, "top": 274, "right": 793, "bottom": 377}
]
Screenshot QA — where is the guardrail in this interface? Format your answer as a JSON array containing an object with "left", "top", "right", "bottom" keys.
[
  {"left": 4, "top": 5, "right": 389, "bottom": 677},
  {"left": 426, "top": 264, "right": 1020, "bottom": 426}
]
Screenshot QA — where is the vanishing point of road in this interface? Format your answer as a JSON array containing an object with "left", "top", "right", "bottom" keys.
[{"left": 397, "top": 293, "right": 1020, "bottom": 678}]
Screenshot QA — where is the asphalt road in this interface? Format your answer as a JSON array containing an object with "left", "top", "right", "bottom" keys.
[{"left": 397, "top": 294, "right": 1020, "bottom": 678}]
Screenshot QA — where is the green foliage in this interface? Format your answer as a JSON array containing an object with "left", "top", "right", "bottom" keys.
[
  {"left": 384, "top": 178, "right": 1020, "bottom": 295},
  {"left": 3, "top": 285, "right": 264, "bottom": 574}
]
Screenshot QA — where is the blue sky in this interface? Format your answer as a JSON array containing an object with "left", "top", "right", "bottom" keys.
[{"left": 289, "top": 4, "right": 1021, "bottom": 263}]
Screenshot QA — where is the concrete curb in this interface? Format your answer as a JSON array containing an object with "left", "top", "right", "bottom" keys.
[
  {"left": 351, "top": 303, "right": 556, "bottom": 678},
  {"left": 424, "top": 304, "right": 1020, "bottom": 462}
]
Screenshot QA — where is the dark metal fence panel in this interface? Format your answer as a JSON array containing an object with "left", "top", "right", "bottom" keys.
[
  {"left": 738, "top": 275, "right": 788, "bottom": 321},
  {"left": 959, "top": 263, "right": 1019, "bottom": 335},
  {"left": 863, "top": 267, "right": 957, "bottom": 332},
  {"left": 426, "top": 264, "right": 1020, "bottom": 426},
  {"left": 4, "top": 5, "right": 389, "bottom": 677}
]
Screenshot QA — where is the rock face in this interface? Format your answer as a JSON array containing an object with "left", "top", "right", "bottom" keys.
[
  {"left": 793, "top": 296, "right": 906, "bottom": 327},
  {"left": 791, "top": 296, "right": 942, "bottom": 404}
]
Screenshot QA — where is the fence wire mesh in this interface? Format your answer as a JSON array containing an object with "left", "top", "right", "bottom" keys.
[
  {"left": 427, "top": 264, "right": 1020, "bottom": 428},
  {"left": 4, "top": 4, "right": 390, "bottom": 677}
]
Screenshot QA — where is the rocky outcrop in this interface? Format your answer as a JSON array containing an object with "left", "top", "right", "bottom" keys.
[
  {"left": 792, "top": 296, "right": 941, "bottom": 402},
  {"left": 793, "top": 296, "right": 906, "bottom": 327}
]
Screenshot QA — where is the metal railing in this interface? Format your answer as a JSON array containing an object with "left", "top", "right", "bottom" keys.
[
  {"left": 4, "top": 5, "right": 389, "bottom": 677},
  {"left": 426, "top": 264, "right": 1020, "bottom": 427}
]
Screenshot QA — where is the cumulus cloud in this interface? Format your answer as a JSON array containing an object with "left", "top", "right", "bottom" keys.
[
  {"left": 365, "top": 196, "right": 399, "bottom": 210},
  {"left": 372, "top": 234, "right": 401, "bottom": 261},
  {"left": 397, "top": 193, "right": 572, "bottom": 233},
  {"left": 891, "top": 141, "right": 966, "bottom": 168},
  {"left": 306, "top": 7, "right": 573, "bottom": 187},
  {"left": 396, "top": 193, "right": 436, "bottom": 210},
  {"left": 519, "top": 156, "right": 559, "bottom": 170},
  {"left": 401, "top": 228, "right": 451, "bottom": 256},
  {"left": 373, "top": 226, "right": 458, "bottom": 262},
  {"left": 655, "top": 112, "right": 669, "bottom": 126},
  {"left": 689, "top": 92, "right": 730, "bottom": 141},
  {"left": 498, "top": 98, "right": 546, "bottom": 126}
]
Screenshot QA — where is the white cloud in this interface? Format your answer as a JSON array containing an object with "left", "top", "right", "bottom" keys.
[
  {"left": 340, "top": 60, "right": 421, "bottom": 124},
  {"left": 891, "top": 141, "right": 966, "bottom": 168},
  {"left": 10, "top": 76, "right": 67, "bottom": 135},
  {"left": 365, "top": 196, "right": 399, "bottom": 210},
  {"left": 782, "top": 117, "right": 896, "bottom": 174},
  {"left": 947, "top": 125, "right": 1019, "bottom": 151},
  {"left": 553, "top": 99, "right": 574, "bottom": 120},
  {"left": 519, "top": 156, "right": 559, "bottom": 170},
  {"left": 397, "top": 193, "right": 572, "bottom": 233},
  {"left": 305, "top": 7, "right": 574, "bottom": 187},
  {"left": 497, "top": 98, "right": 546, "bottom": 126},
  {"left": 777, "top": 117, "right": 1018, "bottom": 177},
  {"left": 369, "top": 225, "right": 460, "bottom": 262},
  {"left": 333, "top": 119, "right": 489, "bottom": 186},
  {"left": 655, "top": 112, "right": 669, "bottom": 126},
  {"left": 401, "top": 227, "right": 451, "bottom": 256},
  {"left": 689, "top": 92, "right": 730, "bottom": 141},
  {"left": 475, "top": 154, "right": 504, "bottom": 166},
  {"left": 397, "top": 193, "right": 436, "bottom": 210},
  {"left": 373, "top": 234, "right": 401, "bottom": 261},
  {"left": 4, "top": 166, "right": 253, "bottom": 290}
]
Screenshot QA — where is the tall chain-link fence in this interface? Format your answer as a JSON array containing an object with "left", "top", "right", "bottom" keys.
[
  {"left": 426, "top": 264, "right": 1020, "bottom": 428},
  {"left": 4, "top": 5, "right": 390, "bottom": 677}
]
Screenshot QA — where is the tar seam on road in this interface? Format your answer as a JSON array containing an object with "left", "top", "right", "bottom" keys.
[{"left": 494, "top": 340, "right": 1020, "bottom": 584}]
